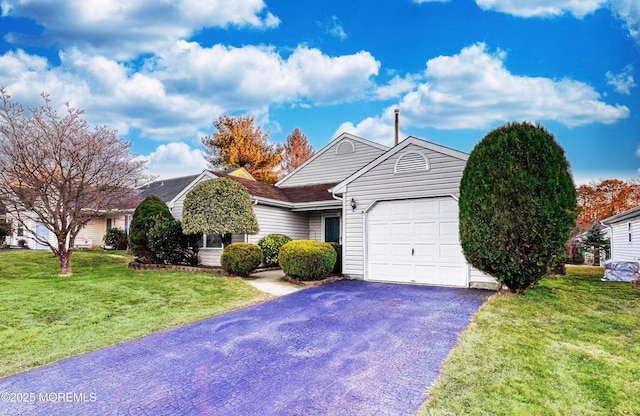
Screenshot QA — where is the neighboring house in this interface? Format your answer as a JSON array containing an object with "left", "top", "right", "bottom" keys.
[
  {"left": 141, "top": 133, "right": 499, "bottom": 289},
  {"left": 602, "top": 206, "right": 640, "bottom": 262}
]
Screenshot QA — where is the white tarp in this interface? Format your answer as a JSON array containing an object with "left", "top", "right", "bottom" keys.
[{"left": 602, "top": 260, "right": 640, "bottom": 282}]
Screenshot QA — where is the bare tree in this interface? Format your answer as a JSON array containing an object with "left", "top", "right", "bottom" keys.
[
  {"left": 282, "top": 128, "right": 314, "bottom": 175},
  {"left": 0, "top": 88, "right": 145, "bottom": 274}
]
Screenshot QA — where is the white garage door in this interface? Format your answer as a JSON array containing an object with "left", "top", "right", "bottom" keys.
[{"left": 367, "top": 197, "right": 468, "bottom": 287}]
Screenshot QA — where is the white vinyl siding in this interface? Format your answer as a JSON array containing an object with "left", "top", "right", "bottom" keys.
[
  {"left": 278, "top": 136, "right": 387, "bottom": 187},
  {"left": 308, "top": 213, "right": 322, "bottom": 241},
  {"left": 76, "top": 215, "right": 131, "bottom": 249},
  {"left": 340, "top": 142, "right": 498, "bottom": 289},
  {"left": 609, "top": 220, "right": 640, "bottom": 261},
  {"left": 245, "top": 205, "right": 309, "bottom": 244},
  {"left": 343, "top": 144, "right": 466, "bottom": 279}
]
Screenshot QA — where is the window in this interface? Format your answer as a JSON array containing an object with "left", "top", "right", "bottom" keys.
[
  {"left": 17, "top": 224, "right": 24, "bottom": 237},
  {"left": 629, "top": 223, "right": 632, "bottom": 243},
  {"left": 124, "top": 215, "right": 131, "bottom": 234},
  {"left": 198, "top": 233, "right": 223, "bottom": 248},
  {"left": 324, "top": 217, "right": 340, "bottom": 243},
  {"left": 106, "top": 218, "right": 113, "bottom": 230},
  {"left": 394, "top": 151, "right": 429, "bottom": 174}
]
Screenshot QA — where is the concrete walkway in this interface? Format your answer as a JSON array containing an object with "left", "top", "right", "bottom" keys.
[
  {"left": 243, "top": 269, "right": 302, "bottom": 296},
  {"left": 0, "top": 281, "right": 489, "bottom": 416}
]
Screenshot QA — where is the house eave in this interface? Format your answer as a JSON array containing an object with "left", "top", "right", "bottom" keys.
[{"left": 290, "top": 201, "right": 342, "bottom": 212}]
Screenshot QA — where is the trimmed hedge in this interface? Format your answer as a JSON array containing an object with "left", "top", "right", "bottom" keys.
[
  {"left": 258, "top": 233, "right": 292, "bottom": 266},
  {"left": 220, "top": 243, "right": 263, "bottom": 276},
  {"left": 279, "top": 240, "right": 337, "bottom": 281}
]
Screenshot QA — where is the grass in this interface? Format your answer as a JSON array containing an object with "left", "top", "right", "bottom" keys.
[
  {"left": 0, "top": 250, "right": 270, "bottom": 378},
  {"left": 420, "top": 265, "right": 640, "bottom": 416}
]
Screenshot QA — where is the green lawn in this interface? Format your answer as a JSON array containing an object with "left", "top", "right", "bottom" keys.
[
  {"left": 0, "top": 250, "right": 270, "bottom": 378},
  {"left": 420, "top": 265, "right": 640, "bottom": 416}
]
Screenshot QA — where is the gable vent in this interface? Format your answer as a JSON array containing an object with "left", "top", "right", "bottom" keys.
[
  {"left": 394, "top": 151, "right": 430, "bottom": 174},
  {"left": 336, "top": 140, "right": 355, "bottom": 155}
]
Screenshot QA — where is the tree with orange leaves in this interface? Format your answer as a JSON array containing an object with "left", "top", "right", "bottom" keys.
[
  {"left": 201, "top": 115, "right": 283, "bottom": 184},
  {"left": 577, "top": 179, "right": 640, "bottom": 229},
  {"left": 282, "top": 128, "right": 314, "bottom": 175}
]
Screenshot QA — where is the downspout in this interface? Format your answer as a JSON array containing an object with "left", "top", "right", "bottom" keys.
[{"left": 331, "top": 189, "right": 345, "bottom": 274}]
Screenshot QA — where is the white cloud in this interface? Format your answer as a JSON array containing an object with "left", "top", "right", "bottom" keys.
[
  {"left": 609, "top": 0, "right": 640, "bottom": 44},
  {"left": 150, "top": 42, "right": 380, "bottom": 106},
  {"left": 475, "top": 0, "right": 607, "bottom": 18},
  {"left": 606, "top": 66, "right": 636, "bottom": 95},
  {"left": 334, "top": 107, "right": 405, "bottom": 146},
  {"left": 399, "top": 43, "right": 629, "bottom": 129},
  {"left": 341, "top": 43, "right": 630, "bottom": 138},
  {"left": 475, "top": 0, "right": 640, "bottom": 44},
  {"left": 412, "top": 0, "right": 450, "bottom": 3},
  {"left": 0, "top": 43, "right": 379, "bottom": 140},
  {"left": 1, "top": 0, "right": 280, "bottom": 60},
  {"left": 140, "top": 142, "right": 207, "bottom": 179},
  {"left": 324, "top": 16, "right": 348, "bottom": 40},
  {"left": 375, "top": 74, "right": 421, "bottom": 100}
]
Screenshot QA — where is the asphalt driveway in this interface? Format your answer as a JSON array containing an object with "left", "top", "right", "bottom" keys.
[{"left": 0, "top": 280, "right": 489, "bottom": 416}]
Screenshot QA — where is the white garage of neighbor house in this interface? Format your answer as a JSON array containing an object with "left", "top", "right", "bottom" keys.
[{"left": 603, "top": 205, "right": 640, "bottom": 261}]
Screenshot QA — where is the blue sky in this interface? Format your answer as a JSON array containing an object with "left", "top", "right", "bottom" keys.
[{"left": 0, "top": 0, "right": 638, "bottom": 183}]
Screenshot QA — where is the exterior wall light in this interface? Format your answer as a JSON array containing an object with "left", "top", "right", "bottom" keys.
[{"left": 350, "top": 198, "right": 357, "bottom": 211}]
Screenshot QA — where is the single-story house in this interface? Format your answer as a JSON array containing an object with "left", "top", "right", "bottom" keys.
[
  {"left": 139, "top": 133, "right": 499, "bottom": 290},
  {"left": 602, "top": 206, "right": 640, "bottom": 262}
]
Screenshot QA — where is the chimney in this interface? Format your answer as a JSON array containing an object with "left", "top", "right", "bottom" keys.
[{"left": 394, "top": 108, "right": 400, "bottom": 146}]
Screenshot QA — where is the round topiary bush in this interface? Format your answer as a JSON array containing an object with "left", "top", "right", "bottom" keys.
[
  {"left": 220, "top": 243, "right": 263, "bottom": 276},
  {"left": 258, "top": 233, "right": 292, "bottom": 266},
  {"left": 279, "top": 240, "right": 337, "bottom": 281},
  {"left": 459, "top": 122, "right": 576, "bottom": 293}
]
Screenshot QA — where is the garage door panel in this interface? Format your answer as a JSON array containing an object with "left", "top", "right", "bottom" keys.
[
  {"left": 391, "top": 201, "right": 412, "bottom": 219},
  {"left": 414, "top": 221, "right": 437, "bottom": 239},
  {"left": 439, "top": 244, "right": 466, "bottom": 262},
  {"left": 414, "top": 200, "right": 438, "bottom": 218},
  {"left": 368, "top": 263, "right": 392, "bottom": 281},
  {"left": 439, "top": 266, "right": 468, "bottom": 286},
  {"left": 391, "top": 244, "right": 413, "bottom": 260},
  {"left": 413, "top": 264, "right": 439, "bottom": 283},
  {"left": 369, "top": 203, "right": 392, "bottom": 220},
  {"left": 439, "top": 199, "right": 458, "bottom": 215},
  {"left": 367, "top": 197, "right": 468, "bottom": 287},
  {"left": 391, "top": 222, "right": 412, "bottom": 238},
  {"left": 414, "top": 243, "right": 437, "bottom": 261},
  {"left": 369, "top": 243, "right": 390, "bottom": 258},
  {"left": 439, "top": 221, "right": 459, "bottom": 240}
]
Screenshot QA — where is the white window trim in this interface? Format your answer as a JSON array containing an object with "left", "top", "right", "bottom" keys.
[
  {"left": 321, "top": 213, "right": 341, "bottom": 244},
  {"left": 202, "top": 233, "right": 224, "bottom": 249}
]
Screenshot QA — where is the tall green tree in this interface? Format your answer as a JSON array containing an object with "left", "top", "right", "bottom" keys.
[
  {"left": 182, "top": 179, "right": 259, "bottom": 245},
  {"left": 581, "top": 225, "right": 610, "bottom": 265},
  {"left": 201, "top": 115, "right": 283, "bottom": 184},
  {"left": 459, "top": 122, "right": 576, "bottom": 293}
]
